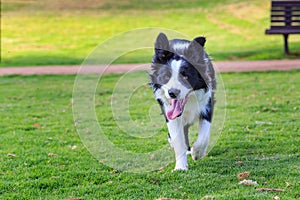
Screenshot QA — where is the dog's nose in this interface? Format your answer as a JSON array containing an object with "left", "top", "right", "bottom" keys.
[{"left": 168, "top": 88, "right": 180, "bottom": 99}]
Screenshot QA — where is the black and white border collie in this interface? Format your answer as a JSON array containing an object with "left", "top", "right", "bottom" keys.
[{"left": 149, "top": 33, "right": 216, "bottom": 170}]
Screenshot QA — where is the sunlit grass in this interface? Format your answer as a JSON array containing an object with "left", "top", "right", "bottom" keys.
[{"left": 2, "top": 0, "right": 300, "bottom": 67}]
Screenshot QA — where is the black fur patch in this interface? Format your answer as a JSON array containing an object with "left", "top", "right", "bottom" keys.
[
  {"left": 194, "top": 36, "right": 206, "bottom": 47},
  {"left": 153, "top": 49, "right": 173, "bottom": 64},
  {"left": 200, "top": 98, "right": 213, "bottom": 122},
  {"left": 177, "top": 59, "right": 208, "bottom": 91}
]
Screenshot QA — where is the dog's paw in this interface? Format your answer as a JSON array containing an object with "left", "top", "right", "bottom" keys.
[
  {"left": 191, "top": 146, "right": 207, "bottom": 161},
  {"left": 173, "top": 166, "right": 188, "bottom": 171},
  {"left": 174, "top": 153, "right": 188, "bottom": 170}
]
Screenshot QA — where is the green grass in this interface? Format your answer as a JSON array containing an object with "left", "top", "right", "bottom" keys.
[
  {"left": 2, "top": 0, "right": 300, "bottom": 67},
  {"left": 0, "top": 71, "right": 299, "bottom": 199}
]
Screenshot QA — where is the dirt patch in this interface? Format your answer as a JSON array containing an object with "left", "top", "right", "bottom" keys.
[{"left": 1, "top": 60, "right": 300, "bottom": 75}]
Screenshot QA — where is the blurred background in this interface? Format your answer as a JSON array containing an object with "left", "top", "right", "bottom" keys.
[{"left": 2, "top": 0, "right": 300, "bottom": 67}]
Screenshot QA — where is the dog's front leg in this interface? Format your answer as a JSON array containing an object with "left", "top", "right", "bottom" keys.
[
  {"left": 191, "top": 119, "right": 211, "bottom": 160},
  {"left": 167, "top": 118, "right": 188, "bottom": 170}
]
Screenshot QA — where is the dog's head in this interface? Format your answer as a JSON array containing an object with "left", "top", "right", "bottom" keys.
[{"left": 150, "top": 33, "right": 215, "bottom": 120}]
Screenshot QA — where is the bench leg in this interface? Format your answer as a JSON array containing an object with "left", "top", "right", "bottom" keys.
[{"left": 283, "top": 34, "right": 289, "bottom": 55}]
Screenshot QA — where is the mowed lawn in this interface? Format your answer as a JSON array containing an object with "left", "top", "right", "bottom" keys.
[
  {"left": 2, "top": 0, "right": 300, "bottom": 67},
  {"left": 0, "top": 71, "right": 299, "bottom": 199}
]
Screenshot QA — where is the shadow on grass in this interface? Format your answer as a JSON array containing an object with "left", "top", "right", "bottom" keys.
[
  {"left": 0, "top": 55, "right": 84, "bottom": 67},
  {"left": 212, "top": 47, "right": 300, "bottom": 61},
  {"left": 1, "top": 47, "right": 299, "bottom": 67}
]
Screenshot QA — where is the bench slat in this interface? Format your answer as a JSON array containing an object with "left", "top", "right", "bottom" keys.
[
  {"left": 272, "top": 14, "right": 300, "bottom": 17},
  {"left": 272, "top": 1, "right": 300, "bottom": 7},
  {"left": 268, "top": 25, "right": 300, "bottom": 28},
  {"left": 271, "top": 9, "right": 300, "bottom": 12},
  {"left": 271, "top": 19, "right": 300, "bottom": 23},
  {"left": 266, "top": 29, "right": 300, "bottom": 34}
]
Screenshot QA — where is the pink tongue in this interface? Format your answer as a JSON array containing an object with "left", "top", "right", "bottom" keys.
[{"left": 167, "top": 99, "right": 182, "bottom": 120}]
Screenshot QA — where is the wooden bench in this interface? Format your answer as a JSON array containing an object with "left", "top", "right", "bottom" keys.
[{"left": 265, "top": 0, "right": 300, "bottom": 55}]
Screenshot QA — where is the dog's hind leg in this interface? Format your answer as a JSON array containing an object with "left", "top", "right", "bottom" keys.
[
  {"left": 191, "top": 119, "right": 210, "bottom": 160},
  {"left": 167, "top": 119, "right": 188, "bottom": 170}
]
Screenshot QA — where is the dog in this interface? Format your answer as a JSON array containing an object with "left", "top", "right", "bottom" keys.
[{"left": 149, "top": 33, "right": 216, "bottom": 170}]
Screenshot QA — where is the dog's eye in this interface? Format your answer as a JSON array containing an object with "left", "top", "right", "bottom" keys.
[{"left": 158, "top": 74, "right": 170, "bottom": 84}]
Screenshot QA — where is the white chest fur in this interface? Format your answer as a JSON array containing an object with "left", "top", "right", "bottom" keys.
[{"left": 181, "top": 89, "right": 211, "bottom": 125}]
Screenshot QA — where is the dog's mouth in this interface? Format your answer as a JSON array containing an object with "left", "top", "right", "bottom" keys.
[{"left": 166, "top": 95, "right": 189, "bottom": 120}]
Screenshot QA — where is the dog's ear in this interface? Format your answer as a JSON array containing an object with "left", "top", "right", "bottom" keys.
[
  {"left": 153, "top": 33, "right": 173, "bottom": 63},
  {"left": 155, "top": 33, "right": 169, "bottom": 50},
  {"left": 185, "top": 39, "right": 205, "bottom": 66},
  {"left": 193, "top": 36, "right": 206, "bottom": 47}
]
